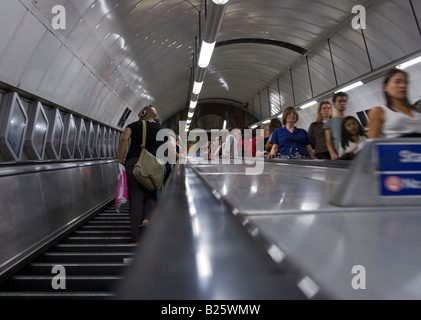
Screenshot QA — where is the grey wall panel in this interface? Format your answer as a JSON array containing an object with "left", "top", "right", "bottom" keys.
[
  {"left": 59, "top": 0, "right": 95, "bottom": 38},
  {"left": 78, "top": 31, "right": 102, "bottom": 61},
  {"left": 292, "top": 63, "right": 313, "bottom": 106},
  {"left": 52, "top": 56, "right": 83, "bottom": 102},
  {"left": 0, "top": 12, "right": 45, "bottom": 83},
  {"left": 38, "top": 45, "right": 74, "bottom": 96},
  {"left": 330, "top": 28, "right": 372, "bottom": 86},
  {"left": 0, "top": 0, "right": 26, "bottom": 59},
  {"left": 268, "top": 82, "right": 281, "bottom": 116},
  {"left": 67, "top": 18, "right": 93, "bottom": 51},
  {"left": 277, "top": 73, "right": 295, "bottom": 110},
  {"left": 65, "top": 65, "right": 91, "bottom": 110},
  {"left": 364, "top": 1, "right": 421, "bottom": 69},
  {"left": 20, "top": 31, "right": 62, "bottom": 91},
  {"left": 308, "top": 43, "right": 337, "bottom": 97},
  {"left": 259, "top": 90, "right": 271, "bottom": 120}
]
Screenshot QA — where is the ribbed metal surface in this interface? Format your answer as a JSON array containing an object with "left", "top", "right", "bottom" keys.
[{"left": 0, "top": 203, "right": 136, "bottom": 300}]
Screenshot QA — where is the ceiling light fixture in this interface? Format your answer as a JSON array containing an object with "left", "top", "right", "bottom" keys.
[{"left": 186, "top": 0, "right": 228, "bottom": 131}]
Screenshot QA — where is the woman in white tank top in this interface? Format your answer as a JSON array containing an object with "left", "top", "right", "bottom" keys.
[{"left": 368, "top": 68, "right": 421, "bottom": 138}]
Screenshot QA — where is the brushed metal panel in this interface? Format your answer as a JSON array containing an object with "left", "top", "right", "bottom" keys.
[
  {"left": 0, "top": 174, "right": 48, "bottom": 266},
  {"left": 250, "top": 208, "right": 421, "bottom": 299},
  {"left": 191, "top": 162, "right": 345, "bottom": 214}
]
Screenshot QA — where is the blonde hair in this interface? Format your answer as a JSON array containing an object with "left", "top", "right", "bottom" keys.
[{"left": 316, "top": 100, "right": 332, "bottom": 122}]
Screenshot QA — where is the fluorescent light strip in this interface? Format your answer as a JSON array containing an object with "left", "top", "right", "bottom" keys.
[
  {"left": 300, "top": 100, "right": 317, "bottom": 109},
  {"left": 335, "top": 81, "right": 363, "bottom": 93},
  {"left": 397, "top": 56, "right": 421, "bottom": 70},
  {"left": 198, "top": 41, "right": 216, "bottom": 68},
  {"left": 192, "top": 81, "right": 203, "bottom": 95},
  {"left": 188, "top": 112, "right": 194, "bottom": 118},
  {"left": 190, "top": 100, "right": 198, "bottom": 109},
  {"left": 262, "top": 120, "right": 270, "bottom": 124}
]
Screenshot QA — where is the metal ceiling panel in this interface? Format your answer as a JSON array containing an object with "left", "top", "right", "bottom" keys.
[
  {"left": 268, "top": 82, "right": 281, "bottom": 116},
  {"left": 0, "top": 0, "right": 26, "bottom": 58},
  {"left": 38, "top": 44, "right": 74, "bottom": 96},
  {"left": 21, "top": 31, "right": 61, "bottom": 91},
  {"left": 291, "top": 62, "right": 313, "bottom": 106},
  {"left": 364, "top": 0, "right": 421, "bottom": 69},
  {"left": 308, "top": 43, "right": 337, "bottom": 97},
  {"left": 0, "top": 11, "right": 45, "bottom": 82},
  {"left": 330, "top": 28, "right": 372, "bottom": 86}
]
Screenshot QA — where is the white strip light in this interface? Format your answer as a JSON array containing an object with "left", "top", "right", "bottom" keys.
[
  {"left": 300, "top": 100, "right": 317, "bottom": 110},
  {"left": 262, "top": 120, "right": 270, "bottom": 124},
  {"left": 335, "top": 81, "right": 363, "bottom": 93},
  {"left": 192, "top": 81, "right": 204, "bottom": 95},
  {"left": 198, "top": 41, "right": 216, "bottom": 68},
  {"left": 190, "top": 100, "right": 198, "bottom": 109},
  {"left": 397, "top": 56, "right": 421, "bottom": 70},
  {"left": 188, "top": 112, "right": 194, "bottom": 118}
]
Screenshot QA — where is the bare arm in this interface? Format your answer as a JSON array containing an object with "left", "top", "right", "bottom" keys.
[
  {"left": 306, "top": 144, "right": 316, "bottom": 160},
  {"left": 325, "top": 129, "right": 338, "bottom": 160},
  {"left": 118, "top": 128, "right": 131, "bottom": 164},
  {"left": 267, "top": 143, "right": 279, "bottom": 159},
  {"left": 367, "top": 106, "right": 385, "bottom": 139}
]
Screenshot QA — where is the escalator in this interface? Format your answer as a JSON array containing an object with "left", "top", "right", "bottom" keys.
[{"left": 0, "top": 202, "right": 137, "bottom": 300}]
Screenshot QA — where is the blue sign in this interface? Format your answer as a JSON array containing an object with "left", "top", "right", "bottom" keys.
[
  {"left": 377, "top": 144, "right": 421, "bottom": 172},
  {"left": 380, "top": 174, "right": 421, "bottom": 196}
]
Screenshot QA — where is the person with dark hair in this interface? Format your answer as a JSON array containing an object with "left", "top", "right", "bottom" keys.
[
  {"left": 368, "top": 68, "right": 421, "bottom": 138},
  {"left": 267, "top": 106, "right": 315, "bottom": 160},
  {"left": 324, "top": 92, "right": 348, "bottom": 160},
  {"left": 265, "top": 118, "right": 282, "bottom": 153},
  {"left": 118, "top": 105, "right": 173, "bottom": 242},
  {"left": 338, "top": 116, "right": 367, "bottom": 160},
  {"left": 308, "top": 100, "right": 333, "bottom": 159}
]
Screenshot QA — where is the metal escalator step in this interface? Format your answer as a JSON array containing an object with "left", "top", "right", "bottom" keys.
[
  {"left": 85, "top": 220, "right": 130, "bottom": 225},
  {"left": 0, "top": 291, "right": 115, "bottom": 300},
  {"left": 91, "top": 217, "right": 130, "bottom": 221},
  {"left": 50, "top": 243, "right": 137, "bottom": 253},
  {"left": 78, "top": 225, "right": 130, "bottom": 230},
  {"left": 36, "top": 252, "right": 135, "bottom": 263},
  {"left": 71, "top": 230, "right": 131, "bottom": 236},
  {"left": 0, "top": 275, "right": 124, "bottom": 292},
  {"left": 19, "top": 262, "right": 129, "bottom": 275},
  {"left": 61, "top": 237, "right": 132, "bottom": 244}
]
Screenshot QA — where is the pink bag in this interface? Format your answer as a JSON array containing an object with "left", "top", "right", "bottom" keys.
[{"left": 115, "top": 164, "right": 128, "bottom": 213}]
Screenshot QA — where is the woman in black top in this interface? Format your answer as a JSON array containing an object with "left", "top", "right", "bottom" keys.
[{"left": 118, "top": 105, "right": 168, "bottom": 242}]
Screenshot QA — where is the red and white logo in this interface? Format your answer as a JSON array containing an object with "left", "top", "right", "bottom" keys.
[{"left": 384, "top": 176, "right": 403, "bottom": 192}]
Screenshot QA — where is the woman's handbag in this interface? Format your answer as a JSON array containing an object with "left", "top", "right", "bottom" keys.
[
  {"left": 115, "top": 163, "right": 128, "bottom": 213},
  {"left": 133, "top": 120, "right": 164, "bottom": 191}
]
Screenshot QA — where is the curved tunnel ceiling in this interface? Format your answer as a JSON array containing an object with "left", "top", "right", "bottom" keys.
[{"left": 1, "top": 0, "right": 419, "bottom": 128}]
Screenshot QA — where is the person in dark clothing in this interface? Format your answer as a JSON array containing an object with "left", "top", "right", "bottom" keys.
[{"left": 118, "top": 105, "right": 169, "bottom": 242}]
